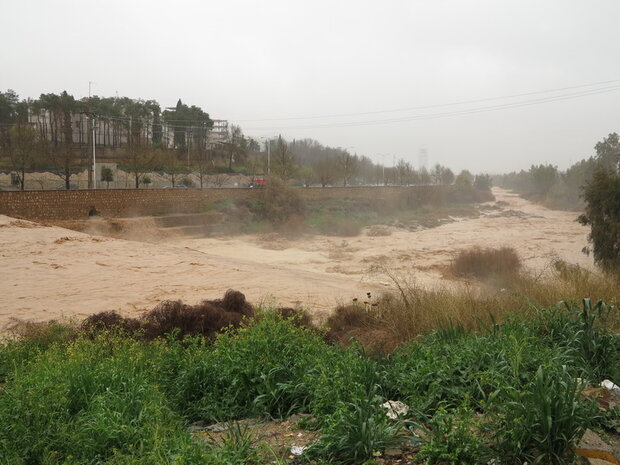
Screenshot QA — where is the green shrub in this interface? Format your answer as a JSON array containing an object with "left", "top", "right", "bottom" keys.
[
  {"left": 597, "top": 406, "right": 620, "bottom": 434},
  {"left": 256, "top": 177, "right": 305, "bottom": 226},
  {"left": 0, "top": 335, "right": 209, "bottom": 465},
  {"left": 450, "top": 246, "right": 522, "bottom": 279},
  {"left": 0, "top": 320, "right": 76, "bottom": 382},
  {"left": 170, "top": 313, "right": 328, "bottom": 421}
]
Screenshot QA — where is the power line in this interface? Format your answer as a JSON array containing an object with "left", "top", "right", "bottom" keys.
[
  {"left": 231, "top": 78, "right": 620, "bottom": 122},
  {"left": 240, "top": 84, "right": 620, "bottom": 131}
]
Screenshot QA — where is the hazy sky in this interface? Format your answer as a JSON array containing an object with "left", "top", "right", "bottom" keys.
[{"left": 2, "top": 0, "right": 619, "bottom": 173}]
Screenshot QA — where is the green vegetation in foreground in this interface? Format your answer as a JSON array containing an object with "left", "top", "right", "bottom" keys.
[{"left": 1, "top": 300, "right": 619, "bottom": 465}]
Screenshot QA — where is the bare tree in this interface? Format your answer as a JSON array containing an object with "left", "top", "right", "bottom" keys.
[
  {"left": 224, "top": 124, "right": 248, "bottom": 170},
  {"left": 211, "top": 173, "right": 229, "bottom": 187},
  {"left": 338, "top": 150, "right": 358, "bottom": 186},
  {"left": 45, "top": 142, "right": 84, "bottom": 189},
  {"left": 126, "top": 145, "right": 159, "bottom": 188},
  {"left": 431, "top": 164, "right": 443, "bottom": 185},
  {"left": 272, "top": 137, "right": 297, "bottom": 182},
  {"left": 313, "top": 156, "right": 336, "bottom": 187},
  {"left": 6, "top": 124, "right": 38, "bottom": 190},
  {"left": 163, "top": 148, "right": 182, "bottom": 187},
  {"left": 194, "top": 146, "right": 213, "bottom": 188},
  {"left": 396, "top": 158, "right": 412, "bottom": 186}
]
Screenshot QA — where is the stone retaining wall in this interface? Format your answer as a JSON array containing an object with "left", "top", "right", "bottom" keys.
[{"left": 0, "top": 186, "right": 439, "bottom": 221}]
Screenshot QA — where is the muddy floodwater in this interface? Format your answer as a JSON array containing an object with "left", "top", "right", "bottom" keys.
[{"left": 0, "top": 189, "right": 592, "bottom": 329}]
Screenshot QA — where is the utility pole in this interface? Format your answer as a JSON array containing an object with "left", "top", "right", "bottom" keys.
[
  {"left": 92, "top": 115, "right": 97, "bottom": 189},
  {"left": 88, "top": 82, "right": 97, "bottom": 189},
  {"left": 381, "top": 155, "right": 386, "bottom": 186},
  {"left": 267, "top": 139, "right": 271, "bottom": 175},
  {"left": 187, "top": 128, "right": 192, "bottom": 170}
]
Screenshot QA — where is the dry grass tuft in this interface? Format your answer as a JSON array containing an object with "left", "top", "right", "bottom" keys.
[
  {"left": 450, "top": 246, "right": 521, "bottom": 279},
  {"left": 323, "top": 304, "right": 398, "bottom": 352},
  {"left": 323, "top": 264, "right": 619, "bottom": 355}
]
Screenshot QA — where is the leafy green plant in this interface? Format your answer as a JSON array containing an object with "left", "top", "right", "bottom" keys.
[
  {"left": 597, "top": 406, "right": 620, "bottom": 434},
  {"left": 416, "top": 406, "right": 487, "bottom": 465}
]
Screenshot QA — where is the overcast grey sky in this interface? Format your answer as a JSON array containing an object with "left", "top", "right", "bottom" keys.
[{"left": 2, "top": 0, "right": 619, "bottom": 173}]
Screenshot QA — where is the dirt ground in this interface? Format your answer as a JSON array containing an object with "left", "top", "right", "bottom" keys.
[{"left": 0, "top": 188, "right": 592, "bottom": 330}]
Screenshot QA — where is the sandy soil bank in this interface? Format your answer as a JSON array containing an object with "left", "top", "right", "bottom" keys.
[{"left": 0, "top": 189, "right": 591, "bottom": 329}]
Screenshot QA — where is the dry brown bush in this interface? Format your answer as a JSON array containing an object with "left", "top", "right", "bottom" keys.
[
  {"left": 450, "top": 246, "right": 521, "bottom": 279},
  {"left": 82, "top": 311, "right": 141, "bottom": 334},
  {"left": 324, "top": 301, "right": 414, "bottom": 354},
  {"left": 274, "top": 307, "right": 315, "bottom": 329},
  {"left": 141, "top": 301, "right": 232, "bottom": 339},
  {"left": 80, "top": 289, "right": 254, "bottom": 340}
]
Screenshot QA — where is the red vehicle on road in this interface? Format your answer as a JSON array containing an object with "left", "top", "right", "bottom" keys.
[{"left": 250, "top": 178, "right": 267, "bottom": 188}]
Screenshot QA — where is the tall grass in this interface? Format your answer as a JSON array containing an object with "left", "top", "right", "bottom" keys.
[{"left": 327, "top": 261, "right": 619, "bottom": 354}]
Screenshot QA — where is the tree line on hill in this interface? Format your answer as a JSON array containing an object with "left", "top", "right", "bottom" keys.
[{"left": 0, "top": 89, "right": 492, "bottom": 191}]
